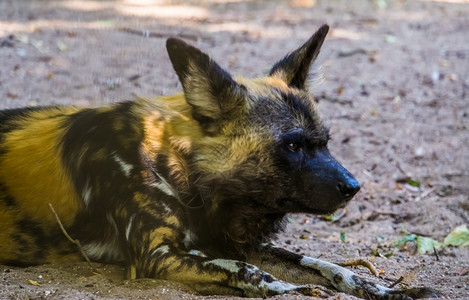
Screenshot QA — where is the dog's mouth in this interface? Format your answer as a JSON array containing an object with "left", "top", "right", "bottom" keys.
[{"left": 273, "top": 197, "right": 347, "bottom": 215}]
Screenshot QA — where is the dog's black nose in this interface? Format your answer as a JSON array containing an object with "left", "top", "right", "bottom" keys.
[{"left": 337, "top": 179, "right": 360, "bottom": 200}]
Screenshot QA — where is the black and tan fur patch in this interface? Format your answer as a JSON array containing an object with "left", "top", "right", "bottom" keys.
[{"left": 0, "top": 25, "right": 436, "bottom": 299}]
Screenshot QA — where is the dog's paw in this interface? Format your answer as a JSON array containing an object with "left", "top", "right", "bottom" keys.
[
  {"left": 403, "top": 287, "right": 439, "bottom": 299},
  {"left": 385, "top": 286, "right": 439, "bottom": 300}
]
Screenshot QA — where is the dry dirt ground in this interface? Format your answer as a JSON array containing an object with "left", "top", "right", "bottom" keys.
[{"left": 0, "top": 0, "right": 468, "bottom": 299}]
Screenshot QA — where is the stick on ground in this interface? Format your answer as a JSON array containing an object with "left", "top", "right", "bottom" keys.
[
  {"left": 340, "top": 259, "right": 379, "bottom": 276},
  {"left": 388, "top": 276, "right": 404, "bottom": 288},
  {"left": 48, "top": 203, "right": 97, "bottom": 273}
]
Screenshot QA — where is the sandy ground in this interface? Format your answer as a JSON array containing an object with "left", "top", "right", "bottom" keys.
[{"left": 0, "top": 0, "right": 468, "bottom": 299}]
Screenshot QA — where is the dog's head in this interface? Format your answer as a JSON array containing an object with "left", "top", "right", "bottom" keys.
[{"left": 166, "top": 25, "right": 359, "bottom": 216}]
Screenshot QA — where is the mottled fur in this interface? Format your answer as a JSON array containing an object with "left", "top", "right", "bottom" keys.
[{"left": 0, "top": 25, "right": 436, "bottom": 299}]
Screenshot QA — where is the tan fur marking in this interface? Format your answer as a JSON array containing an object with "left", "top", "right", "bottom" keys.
[
  {"left": 0, "top": 109, "right": 83, "bottom": 228},
  {"left": 128, "top": 264, "right": 137, "bottom": 280},
  {"left": 141, "top": 110, "right": 165, "bottom": 158},
  {"left": 235, "top": 76, "right": 290, "bottom": 107},
  {"left": 164, "top": 215, "right": 180, "bottom": 227},
  {"left": 148, "top": 227, "right": 178, "bottom": 250}
]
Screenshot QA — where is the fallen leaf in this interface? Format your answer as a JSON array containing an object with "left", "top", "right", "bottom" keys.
[
  {"left": 406, "top": 178, "right": 421, "bottom": 188},
  {"left": 5, "top": 92, "right": 18, "bottom": 99},
  {"left": 57, "top": 41, "right": 67, "bottom": 52},
  {"left": 443, "top": 225, "right": 469, "bottom": 247},
  {"left": 384, "top": 34, "right": 397, "bottom": 43},
  {"left": 459, "top": 267, "right": 469, "bottom": 276},
  {"left": 416, "top": 236, "right": 441, "bottom": 254},
  {"left": 96, "top": 19, "right": 116, "bottom": 28},
  {"left": 371, "top": 248, "right": 394, "bottom": 258},
  {"left": 28, "top": 279, "right": 41, "bottom": 286},
  {"left": 340, "top": 231, "right": 346, "bottom": 243},
  {"left": 337, "top": 86, "right": 344, "bottom": 95},
  {"left": 16, "top": 34, "right": 29, "bottom": 44},
  {"left": 375, "top": 0, "right": 387, "bottom": 9}
]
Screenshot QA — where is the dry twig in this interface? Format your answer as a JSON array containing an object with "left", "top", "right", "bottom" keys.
[
  {"left": 415, "top": 188, "right": 435, "bottom": 202},
  {"left": 48, "top": 203, "right": 97, "bottom": 273},
  {"left": 340, "top": 259, "right": 378, "bottom": 276},
  {"left": 459, "top": 267, "right": 469, "bottom": 276},
  {"left": 388, "top": 276, "right": 404, "bottom": 288},
  {"left": 433, "top": 247, "right": 440, "bottom": 261}
]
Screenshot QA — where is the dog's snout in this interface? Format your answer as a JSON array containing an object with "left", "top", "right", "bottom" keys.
[{"left": 337, "top": 178, "right": 360, "bottom": 200}]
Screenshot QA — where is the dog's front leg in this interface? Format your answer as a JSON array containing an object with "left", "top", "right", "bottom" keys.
[
  {"left": 120, "top": 207, "right": 315, "bottom": 297},
  {"left": 248, "top": 243, "right": 438, "bottom": 300},
  {"left": 126, "top": 241, "right": 320, "bottom": 297}
]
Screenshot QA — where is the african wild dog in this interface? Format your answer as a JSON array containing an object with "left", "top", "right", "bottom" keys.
[{"left": 0, "top": 25, "right": 436, "bottom": 299}]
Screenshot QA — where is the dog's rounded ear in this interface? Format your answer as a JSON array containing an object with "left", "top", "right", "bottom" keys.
[
  {"left": 269, "top": 24, "right": 329, "bottom": 90},
  {"left": 166, "top": 38, "right": 246, "bottom": 134}
]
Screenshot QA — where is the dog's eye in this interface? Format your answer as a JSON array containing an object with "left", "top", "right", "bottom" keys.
[
  {"left": 283, "top": 130, "right": 305, "bottom": 153},
  {"left": 287, "top": 142, "right": 300, "bottom": 152}
]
